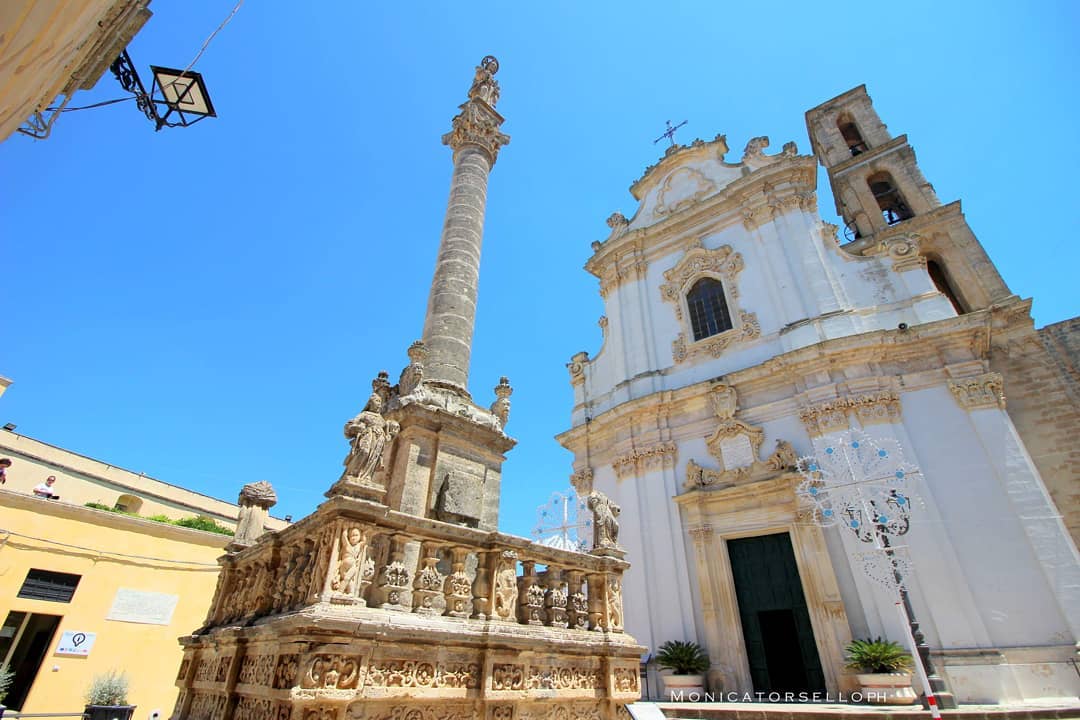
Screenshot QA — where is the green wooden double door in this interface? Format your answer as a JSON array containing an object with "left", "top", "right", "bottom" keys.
[{"left": 727, "top": 532, "right": 826, "bottom": 694}]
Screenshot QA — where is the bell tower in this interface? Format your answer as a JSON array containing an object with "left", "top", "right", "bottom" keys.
[{"left": 806, "top": 85, "right": 1013, "bottom": 314}]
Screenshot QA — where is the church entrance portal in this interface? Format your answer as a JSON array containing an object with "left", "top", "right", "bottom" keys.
[{"left": 728, "top": 532, "right": 825, "bottom": 694}]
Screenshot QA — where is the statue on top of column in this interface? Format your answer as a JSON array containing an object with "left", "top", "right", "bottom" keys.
[{"left": 468, "top": 55, "right": 501, "bottom": 107}]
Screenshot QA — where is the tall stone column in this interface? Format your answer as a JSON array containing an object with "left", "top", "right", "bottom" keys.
[{"left": 422, "top": 56, "right": 510, "bottom": 394}]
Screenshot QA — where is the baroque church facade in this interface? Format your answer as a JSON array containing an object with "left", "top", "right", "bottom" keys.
[{"left": 557, "top": 86, "right": 1080, "bottom": 704}]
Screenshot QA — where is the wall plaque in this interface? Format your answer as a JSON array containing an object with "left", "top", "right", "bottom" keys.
[{"left": 107, "top": 587, "right": 180, "bottom": 625}]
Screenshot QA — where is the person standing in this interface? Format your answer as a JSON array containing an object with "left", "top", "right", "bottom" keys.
[
  {"left": 32, "top": 475, "right": 58, "bottom": 499},
  {"left": 0, "top": 458, "right": 10, "bottom": 485}
]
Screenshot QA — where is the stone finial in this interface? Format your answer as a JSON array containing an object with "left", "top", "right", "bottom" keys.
[
  {"left": 233, "top": 480, "right": 278, "bottom": 547},
  {"left": 239, "top": 480, "right": 277, "bottom": 509},
  {"left": 399, "top": 340, "right": 427, "bottom": 396},
  {"left": 442, "top": 56, "right": 510, "bottom": 163},
  {"left": 490, "top": 376, "right": 512, "bottom": 428}
]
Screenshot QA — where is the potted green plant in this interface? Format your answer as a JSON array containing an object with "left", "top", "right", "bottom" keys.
[
  {"left": 655, "top": 640, "right": 710, "bottom": 700},
  {"left": 84, "top": 670, "right": 136, "bottom": 720},
  {"left": 0, "top": 662, "right": 14, "bottom": 718},
  {"left": 844, "top": 637, "right": 916, "bottom": 704}
]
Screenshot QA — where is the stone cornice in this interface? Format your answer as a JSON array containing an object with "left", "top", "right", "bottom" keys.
[
  {"left": 841, "top": 201, "right": 964, "bottom": 256},
  {"left": 557, "top": 305, "right": 1026, "bottom": 457},
  {"left": 0, "top": 488, "right": 230, "bottom": 549},
  {"left": 829, "top": 134, "right": 908, "bottom": 176}
]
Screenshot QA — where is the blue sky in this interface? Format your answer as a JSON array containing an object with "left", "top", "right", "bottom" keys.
[{"left": 1, "top": 2, "right": 1077, "bottom": 538}]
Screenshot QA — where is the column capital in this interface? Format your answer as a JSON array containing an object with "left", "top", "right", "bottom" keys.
[{"left": 441, "top": 56, "right": 510, "bottom": 163}]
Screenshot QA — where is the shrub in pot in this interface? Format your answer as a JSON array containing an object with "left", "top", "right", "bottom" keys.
[
  {"left": 85, "top": 670, "right": 136, "bottom": 720},
  {"left": 0, "top": 662, "right": 14, "bottom": 718},
  {"left": 655, "top": 640, "right": 710, "bottom": 700},
  {"left": 844, "top": 637, "right": 916, "bottom": 704}
]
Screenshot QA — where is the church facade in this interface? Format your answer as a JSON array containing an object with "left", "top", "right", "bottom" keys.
[{"left": 557, "top": 86, "right": 1080, "bottom": 704}]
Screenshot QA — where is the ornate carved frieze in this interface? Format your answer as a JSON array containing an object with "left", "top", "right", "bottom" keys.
[
  {"left": 365, "top": 659, "right": 480, "bottom": 689},
  {"left": 799, "top": 391, "right": 902, "bottom": 437},
  {"left": 237, "top": 654, "right": 275, "bottom": 686},
  {"left": 947, "top": 372, "right": 1005, "bottom": 410},
  {"left": 348, "top": 704, "right": 477, "bottom": 720},
  {"left": 660, "top": 242, "right": 759, "bottom": 363},
  {"left": 612, "top": 442, "right": 677, "bottom": 478}
]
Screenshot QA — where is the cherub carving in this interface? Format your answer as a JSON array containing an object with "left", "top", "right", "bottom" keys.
[{"left": 331, "top": 526, "right": 366, "bottom": 596}]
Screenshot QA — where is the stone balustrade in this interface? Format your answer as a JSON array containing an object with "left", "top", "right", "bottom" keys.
[{"left": 202, "top": 495, "right": 627, "bottom": 636}]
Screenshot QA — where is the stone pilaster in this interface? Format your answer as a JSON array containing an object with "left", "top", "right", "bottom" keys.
[{"left": 422, "top": 56, "right": 510, "bottom": 393}]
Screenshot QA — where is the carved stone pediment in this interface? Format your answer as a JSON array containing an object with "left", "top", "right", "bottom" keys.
[{"left": 685, "top": 384, "right": 798, "bottom": 490}]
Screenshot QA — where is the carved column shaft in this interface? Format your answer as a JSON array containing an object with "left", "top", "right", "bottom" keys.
[{"left": 421, "top": 146, "right": 492, "bottom": 391}]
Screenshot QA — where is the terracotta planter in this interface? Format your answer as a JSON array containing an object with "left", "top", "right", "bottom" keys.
[
  {"left": 84, "top": 704, "right": 137, "bottom": 720},
  {"left": 856, "top": 672, "right": 917, "bottom": 704},
  {"left": 660, "top": 673, "right": 706, "bottom": 701}
]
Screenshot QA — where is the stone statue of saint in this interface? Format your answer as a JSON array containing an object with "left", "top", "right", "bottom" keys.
[
  {"left": 587, "top": 490, "right": 621, "bottom": 550},
  {"left": 468, "top": 55, "right": 501, "bottom": 107},
  {"left": 341, "top": 391, "right": 400, "bottom": 483}
]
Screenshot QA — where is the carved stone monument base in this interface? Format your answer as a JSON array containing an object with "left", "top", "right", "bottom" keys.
[{"left": 174, "top": 496, "right": 643, "bottom": 720}]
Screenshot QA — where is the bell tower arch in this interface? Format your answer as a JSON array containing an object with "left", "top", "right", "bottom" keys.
[{"left": 806, "top": 85, "right": 1012, "bottom": 313}]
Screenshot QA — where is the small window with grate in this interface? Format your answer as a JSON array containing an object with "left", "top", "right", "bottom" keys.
[
  {"left": 687, "top": 278, "right": 733, "bottom": 341},
  {"left": 17, "top": 569, "right": 81, "bottom": 603}
]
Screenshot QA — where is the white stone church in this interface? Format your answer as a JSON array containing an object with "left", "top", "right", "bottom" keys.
[{"left": 557, "top": 86, "right": 1080, "bottom": 705}]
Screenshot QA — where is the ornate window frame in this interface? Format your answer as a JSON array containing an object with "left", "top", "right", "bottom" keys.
[{"left": 659, "top": 242, "right": 760, "bottom": 363}]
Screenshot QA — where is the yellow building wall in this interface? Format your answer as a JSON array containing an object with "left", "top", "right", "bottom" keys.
[
  {"left": 0, "top": 431, "right": 290, "bottom": 533},
  {"left": 0, "top": 489, "right": 227, "bottom": 714}
]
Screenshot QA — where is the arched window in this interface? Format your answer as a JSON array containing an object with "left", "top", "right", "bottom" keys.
[
  {"left": 114, "top": 494, "right": 143, "bottom": 514},
  {"left": 687, "top": 278, "right": 733, "bottom": 341},
  {"left": 867, "top": 172, "right": 913, "bottom": 225},
  {"left": 926, "top": 259, "right": 965, "bottom": 314},
  {"left": 837, "top": 115, "right": 867, "bottom": 156}
]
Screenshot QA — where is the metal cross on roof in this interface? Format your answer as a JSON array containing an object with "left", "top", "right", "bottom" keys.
[{"left": 654, "top": 119, "right": 687, "bottom": 147}]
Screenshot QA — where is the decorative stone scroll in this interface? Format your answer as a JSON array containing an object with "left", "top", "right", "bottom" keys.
[
  {"left": 685, "top": 384, "right": 799, "bottom": 490},
  {"left": 881, "top": 233, "right": 926, "bottom": 273},
  {"left": 567, "top": 351, "right": 588, "bottom": 387},
  {"left": 660, "top": 242, "right": 759, "bottom": 363},
  {"left": 947, "top": 372, "right": 1005, "bottom": 410},
  {"left": 612, "top": 442, "right": 677, "bottom": 478},
  {"left": 798, "top": 391, "right": 902, "bottom": 437}
]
